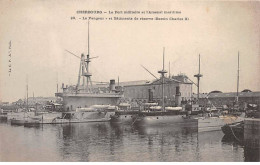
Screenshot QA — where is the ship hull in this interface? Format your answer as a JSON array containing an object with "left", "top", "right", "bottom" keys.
[
  {"left": 132, "top": 112, "right": 244, "bottom": 133},
  {"left": 197, "top": 115, "right": 244, "bottom": 132},
  {"left": 10, "top": 119, "right": 26, "bottom": 125},
  {"left": 0, "top": 114, "right": 7, "bottom": 121},
  {"left": 52, "top": 118, "right": 111, "bottom": 124},
  {"left": 10, "top": 112, "right": 38, "bottom": 125},
  {"left": 24, "top": 112, "right": 62, "bottom": 126},
  {"left": 133, "top": 113, "right": 197, "bottom": 126},
  {"left": 221, "top": 123, "right": 244, "bottom": 140},
  {"left": 7, "top": 112, "right": 35, "bottom": 120},
  {"left": 110, "top": 111, "right": 139, "bottom": 124},
  {"left": 24, "top": 111, "right": 114, "bottom": 125}
]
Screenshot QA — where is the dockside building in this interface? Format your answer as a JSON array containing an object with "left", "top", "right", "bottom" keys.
[
  {"left": 195, "top": 90, "right": 260, "bottom": 108},
  {"left": 121, "top": 74, "right": 193, "bottom": 107}
]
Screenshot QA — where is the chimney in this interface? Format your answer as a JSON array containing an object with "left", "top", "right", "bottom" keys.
[{"left": 109, "top": 79, "right": 116, "bottom": 91}]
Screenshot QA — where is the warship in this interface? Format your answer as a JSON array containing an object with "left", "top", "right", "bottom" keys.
[
  {"left": 55, "top": 22, "right": 123, "bottom": 111},
  {"left": 132, "top": 48, "right": 196, "bottom": 126},
  {"left": 132, "top": 52, "right": 244, "bottom": 132}
]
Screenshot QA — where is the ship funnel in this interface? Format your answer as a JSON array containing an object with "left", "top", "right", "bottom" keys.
[
  {"left": 175, "top": 86, "right": 181, "bottom": 106},
  {"left": 148, "top": 88, "right": 154, "bottom": 102},
  {"left": 109, "top": 79, "right": 116, "bottom": 91}
]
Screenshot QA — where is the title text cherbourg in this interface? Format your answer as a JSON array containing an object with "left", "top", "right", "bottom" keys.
[{"left": 76, "top": 10, "right": 181, "bottom": 14}]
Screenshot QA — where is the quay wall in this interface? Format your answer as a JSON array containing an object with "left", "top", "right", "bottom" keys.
[{"left": 244, "top": 118, "right": 260, "bottom": 149}]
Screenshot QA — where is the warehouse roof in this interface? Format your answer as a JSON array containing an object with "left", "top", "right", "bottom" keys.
[{"left": 193, "top": 91, "right": 260, "bottom": 98}]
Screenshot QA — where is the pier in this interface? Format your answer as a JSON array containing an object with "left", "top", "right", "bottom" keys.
[
  {"left": 244, "top": 118, "right": 260, "bottom": 149},
  {"left": 244, "top": 118, "right": 260, "bottom": 161}
]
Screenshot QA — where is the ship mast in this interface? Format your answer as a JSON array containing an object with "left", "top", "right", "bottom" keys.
[
  {"left": 66, "top": 21, "right": 98, "bottom": 92},
  {"left": 85, "top": 20, "right": 92, "bottom": 91},
  {"left": 169, "top": 61, "right": 171, "bottom": 78},
  {"left": 158, "top": 47, "right": 167, "bottom": 112},
  {"left": 236, "top": 52, "right": 240, "bottom": 103},
  {"left": 26, "top": 75, "right": 28, "bottom": 111},
  {"left": 194, "top": 54, "right": 203, "bottom": 102}
]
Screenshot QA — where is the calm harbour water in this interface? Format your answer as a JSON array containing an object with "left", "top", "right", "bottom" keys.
[{"left": 0, "top": 120, "right": 257, "bottom": 162}]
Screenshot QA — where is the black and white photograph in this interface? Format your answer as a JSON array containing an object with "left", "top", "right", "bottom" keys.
[{"left": 0, "top": 0, "right": 259, "bottom": 162}]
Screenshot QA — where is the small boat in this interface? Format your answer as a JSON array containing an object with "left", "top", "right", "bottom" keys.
[
  {"left": 0, "top": 109, "right": 7, "bottom": 121},
  {"left": 165, "top": 106, "right": 183, "bottom": 111},
  {"left": 7, "top": 111, "right": 35, "bottom": 121},
  {"left": 0, "top": 113, "right": 8, "bottom": 121},
  {"left": 24, "top": 117, "right": 43, "bottom": 127},
  {"left": 24, "top": 106, "right": 115, "bottom": 125},
  {"left": 53, "top": 110, "right": 114, "bottom": 123},
  {"left": 221, "top": 121, "right": 244, "bottom": 141},
  {"left": 10, "top": 116, "right": 30, "bottom": 125},
  {"left": 11, "top": 112, "right": 61, "bottom": 126},
  {"left": 197, "top": 113, "right": 244, "bottom": 132},
  {"left": 23, "top": 112, "right": 62, "bottom": 126},
  {"left": 10, "top": 111, "right": 37, "bottom": 125}
]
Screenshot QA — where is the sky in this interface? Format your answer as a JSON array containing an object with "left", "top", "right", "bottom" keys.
[{"left": 0, "top": 0, "right": 259, "bottom": 102}]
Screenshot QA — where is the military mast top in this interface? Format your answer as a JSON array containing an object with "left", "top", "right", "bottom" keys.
[
  {"left": 158, "top": 47, "right": 167, "bottom": 112},
  {"left": 83, "top": 21, "right": 93, "bottom": 91},
  {"left": 65, "top": 21, "right": 98, "bottom": 92},
  {"left": 194, "top": 54, "right": 203, "bottom": 101}
]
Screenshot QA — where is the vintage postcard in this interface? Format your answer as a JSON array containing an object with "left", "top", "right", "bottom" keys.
[{"left": 0, "top": 0, "right": 259, "bottom": 162}]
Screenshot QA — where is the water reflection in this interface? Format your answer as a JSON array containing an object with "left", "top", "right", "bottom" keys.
[
  {"left": 59, "top": 123, "right": 113, "bottom": 161},
  {"left": 56, "top": 122, "right": 200, "bottom": 161},
  {"left": 221, "top": 135, "right": 243, "bottom": 146},
  {"left": 244, "top": 147, "right": 260, "bottom": 162},
  {"left": 222, "top": 135, "right": 260, "bottom": 162},
  {"left": 0, "top": 121, "right": 258, "bottom": 161}
]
